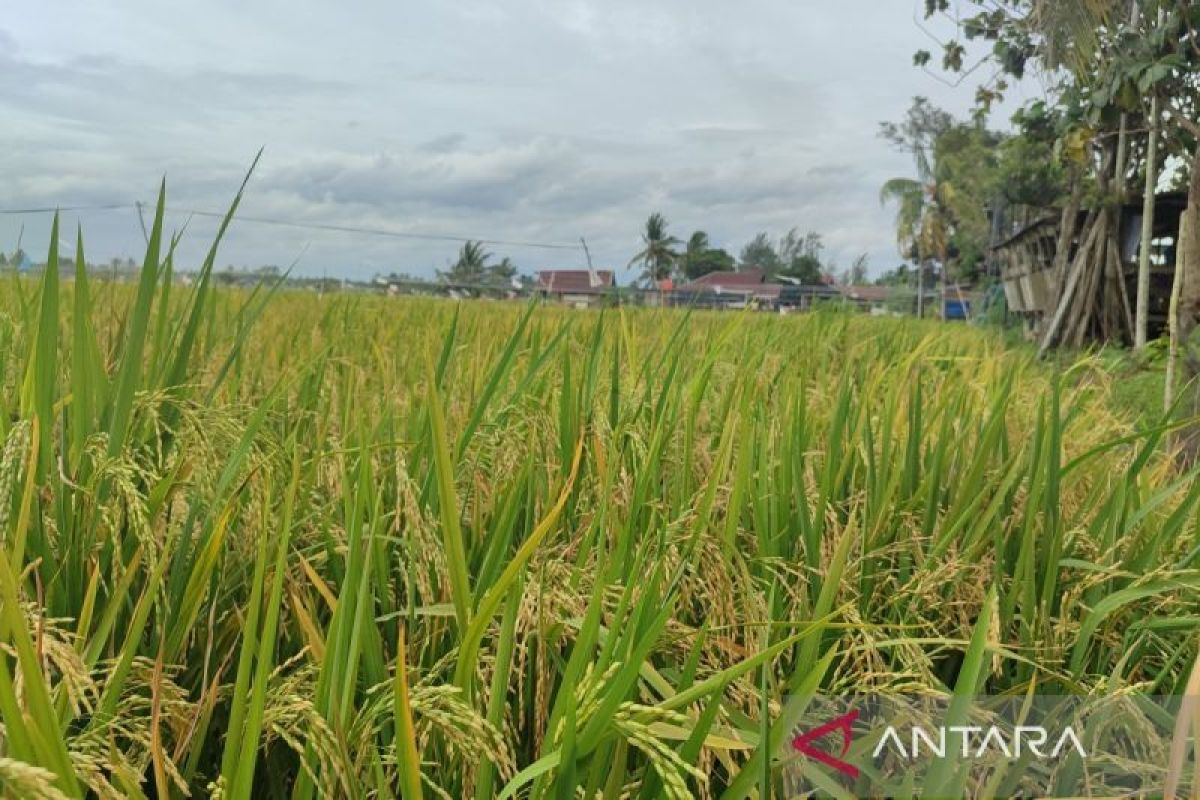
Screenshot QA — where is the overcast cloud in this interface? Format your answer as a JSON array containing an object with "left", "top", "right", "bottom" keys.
[{"left": 0, "top": 2, "right": 1044, "bottom": 281}]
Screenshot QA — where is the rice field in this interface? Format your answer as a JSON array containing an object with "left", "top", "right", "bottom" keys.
[{"left": 1, "top": 190, "right": 1199, "bottom": 798}]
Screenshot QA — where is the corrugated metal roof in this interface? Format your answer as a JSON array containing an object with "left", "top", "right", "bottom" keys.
[
  {"left": 682, "top": 269, "right": 766, "bottom": 290},
  {"left": 536, "top": 270, "right": 615, "bottom": 293},
  {"left": 839, "top": 285, "right": 891, "bottom": 302}
]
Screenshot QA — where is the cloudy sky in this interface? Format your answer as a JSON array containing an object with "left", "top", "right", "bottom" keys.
[{"left": 0, "top": 2, "right": 1044, "bottom": 281}]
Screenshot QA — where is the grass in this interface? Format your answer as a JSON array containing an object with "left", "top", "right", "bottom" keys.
[{"left": 0, "top": 179, "right": 1198, "bottom": 798}]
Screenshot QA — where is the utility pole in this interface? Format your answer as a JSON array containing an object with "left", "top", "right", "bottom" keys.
[{"left": 916, "top": 259, "right": 925, "bottom": 319}]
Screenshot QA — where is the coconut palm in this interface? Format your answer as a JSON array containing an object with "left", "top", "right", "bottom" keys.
[
  {"left": 629, "top": 213, "right": 679, "bottom": 287},
  {"left": 685, "top": 230, "right": 709, "bottom": 263},
  {"left": 880, "top": 99, "right": 958, "bottom": 318},
  {"left": 440, "top": 240, "right": 491, "bottom": 285},
  {"left": 881, "top": 177, "right": 954, "bottom": 319}
]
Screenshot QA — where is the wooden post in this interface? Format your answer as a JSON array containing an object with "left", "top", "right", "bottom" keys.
[
  {"left": 1171, "top": 141, "right": 1200, "bottom": 462},
  {"left": 1039, "top": 214, "right": 1103, "bottom": 356},
  {"left": 916, "top": 259, "right": 925, "bottom": 319},
  {"left": 1166, "top": 209, "right": 1185, "bottom": 412}
]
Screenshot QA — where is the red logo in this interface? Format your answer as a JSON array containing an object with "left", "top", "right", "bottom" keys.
[{"left": 791, "top": 709, "right": 860, "bottom": 780}]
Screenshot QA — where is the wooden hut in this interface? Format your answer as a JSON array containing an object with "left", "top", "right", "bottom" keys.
[{"left": 993, "top": 193, "right": 1187, "bottom": 344}]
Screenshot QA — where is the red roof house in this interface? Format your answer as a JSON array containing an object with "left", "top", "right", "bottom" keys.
[
  {"left": 681, "top": 269, "right": 768, "bottom": 292},
  {"left": 536, "top": 270, "right": 615, "bottom": 294}
]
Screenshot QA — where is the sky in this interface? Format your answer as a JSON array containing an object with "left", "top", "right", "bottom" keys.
[{"left": 0, "top": 1, "right": 1046, "bottom": 282}]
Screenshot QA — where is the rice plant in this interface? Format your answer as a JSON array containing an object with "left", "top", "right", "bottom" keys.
[{"left": 0, "top": 177, "right": 1198, "bottom": 798}]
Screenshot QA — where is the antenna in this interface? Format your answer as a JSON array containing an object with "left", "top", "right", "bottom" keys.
[
  {"left": 135, "top": 201, "right": 149, "bottom": 245},
  {"left": 581, "top": 236, "right": 600, "bottom": 287}
]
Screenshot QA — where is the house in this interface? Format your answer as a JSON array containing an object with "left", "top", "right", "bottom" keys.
[
  {"left": 838, "top": 284, "right": 892, "bottom": 314},
  {"left": 535, "top": 270, "right": 616, "bottom": 307},
  {"left": 993, "top": 192, "right": 1186, "bottom": 342},
  {"left": 671, "top": 269, "right": 785, "bottom": 309},
  {"left": 838, "top": 283, "right": 974, "bottom": 318}
]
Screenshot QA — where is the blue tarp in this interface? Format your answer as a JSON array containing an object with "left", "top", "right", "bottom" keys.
[{"left": 944, "top": 299, "right": 971, "bottom": 320}]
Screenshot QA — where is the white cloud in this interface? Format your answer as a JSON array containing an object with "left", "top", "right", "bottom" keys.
[{"left": 0, "top": 2, "right": 1034, "bottom": 280}]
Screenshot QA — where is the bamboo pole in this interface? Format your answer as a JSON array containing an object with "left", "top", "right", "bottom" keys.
[
  {"left": 1039, "top": 213, "right": 1104, "bottom": 356},
  {"left": 1108, "top": 230, "right": 1135, "bottom": 340},
  {"left": 1135, "top": 93, "right": 1160, "bottom": 349}
]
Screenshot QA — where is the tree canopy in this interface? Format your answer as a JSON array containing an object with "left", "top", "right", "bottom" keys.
[
  {"left": 681, "top": 231, "right": 736, "bottom": 279},
  {"left": 439, "top": 241, "right": 519, "bottom": 287}
]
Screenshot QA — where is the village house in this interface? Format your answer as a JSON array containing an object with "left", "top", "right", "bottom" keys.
[
  {"left": 535, "top": 269, "right": 616, "bottom": 307},
  {"left": 669, "top": 269, "right": 783, "bottom": 309},
  {"left": 992, "top": 192, "right": 1186, "bottom": 343}
]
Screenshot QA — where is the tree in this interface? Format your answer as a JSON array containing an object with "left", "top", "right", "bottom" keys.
[
  {"left": 934, "top": 123, "right": 1004, "bottom": 280},
  {"left": 778, "top": 228, "right": 825, "bottom": 283},
  {"left": 912, "top": 0, "right": 1200, "bottom": 437},
  {"left": 875, "top": 263, "right": 911, "bottom": 286},
  {"left": 630, "top": 213, "right": 680, "bottom": 286},
  {"left": 880, "top": 98, "right": 964, "bottom": 317},
  {"left": 440, "top": 241, "right": 491, "bottom": 285},
  {"left": 491, "top": 257, "right": 518, "bottom": 284},
  {"left": 681, "top": 231, "right": 736, "bottom": 279},
  {"left": 439, "top": 244, "right": 521, "bottom": 287},
  {"left": 739, "top": 233, "right": 781, "bottom": 274},
  {"left": 992, "top": 101, "right": 1068, "bottom": 213},
  {"left": 842, "top": 253, "right": 869, "bottom": 285}
]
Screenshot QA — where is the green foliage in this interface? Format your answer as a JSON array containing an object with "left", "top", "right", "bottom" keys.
[
  {"left": 778, "top": 228, "right": 826, "bottom": 282},
  {"left": 629, "top": 212, "right": 680, "bottom": 286},
  {"left": 439, "top": 241, "right": 519, "bottom": 287},
  {"left": 995, "top": 100, "right": 1068, "bottom": 207},
  {"left": 881, "top": 97, "right": 1010, "bottom": 282},
  {"left": 681, "top": 231, "right": 736, "bottom": 279},
  {"left": 737, "top": 232, "right": 780, "bottom": 273},
  {"left": 738, "top": 228, "right": 827, "bottom": 282},
  {"left": 935, "top": 122, "right": 1004, "bottom": 279}
]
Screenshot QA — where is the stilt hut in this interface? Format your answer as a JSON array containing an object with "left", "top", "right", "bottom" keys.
[{"left": 994, "top": 192, "right": 1187, "bottom": 345}]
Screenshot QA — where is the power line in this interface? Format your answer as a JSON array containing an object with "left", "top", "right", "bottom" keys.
[
  {"left": 0, "top": 203, "right": 133, "bottom": 215},
  {"left": 163, "top": 207, "right": 582, "bottom": 251},
  {"left": 0, "top": 201, "right": 585, "bottom": 253}
]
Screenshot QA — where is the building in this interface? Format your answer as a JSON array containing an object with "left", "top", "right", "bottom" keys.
[
  {"left": 838, "top": 284, "right": 892, "bottom": 314},
  {"left": 535, "top": 270, "right": 616, "bottom": 307},
  {"left": 836, "top": 284, "right": 971, "bottom": 318},
  {"left": 993, "top": 193, "right": 1186, "bottom": 342},
  {"left": 668, "top": 269, "right": 858, "bottom": 311},
  {"left": 670, "top": 269, "right": 782, "bottom": 309}
]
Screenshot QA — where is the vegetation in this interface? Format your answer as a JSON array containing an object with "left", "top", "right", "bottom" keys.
[
  {"left": 737, "top": 229, "right": 828, "bottom": 284},
  {"left": 916, "top": 1, "right": 1200, "bottom": 393},
  {"left": 878, "top": 96, "right": 1014, "bottom": 302},
  {"left": 629, "top": 213, "right": 680, "bottom": 287},
  {"left": 680, "top": 232, "right": 736, "bottom": 280},
  {"left": 631, "top": 217, "right": 834, "bottom": 286},
  {"left": 0, "top": 178, "right": 1199, "bottom": 798},
  {"left": 438, "top": 241, "right": 519, "bottom": 288}
]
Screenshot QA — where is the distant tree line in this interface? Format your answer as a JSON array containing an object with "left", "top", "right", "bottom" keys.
[{"left": 627, "top": 212, "right": 860, "bottom": 287}]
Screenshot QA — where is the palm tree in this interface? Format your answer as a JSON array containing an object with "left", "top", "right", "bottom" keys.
[
  {"left": 491, "top": 256, "right": 518, "bottom": 284},
  {"left": 681, "top": 231, "right": 710, "bottom": 279},
  {"left": 629, "top": 213, "right": 679, "bottom": 287},
  {"left": 881, "top": 178, "right": 954, "bottom": 319},
  {"left": 440, "top": 240, "right": 491, "bottom": 285}
]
